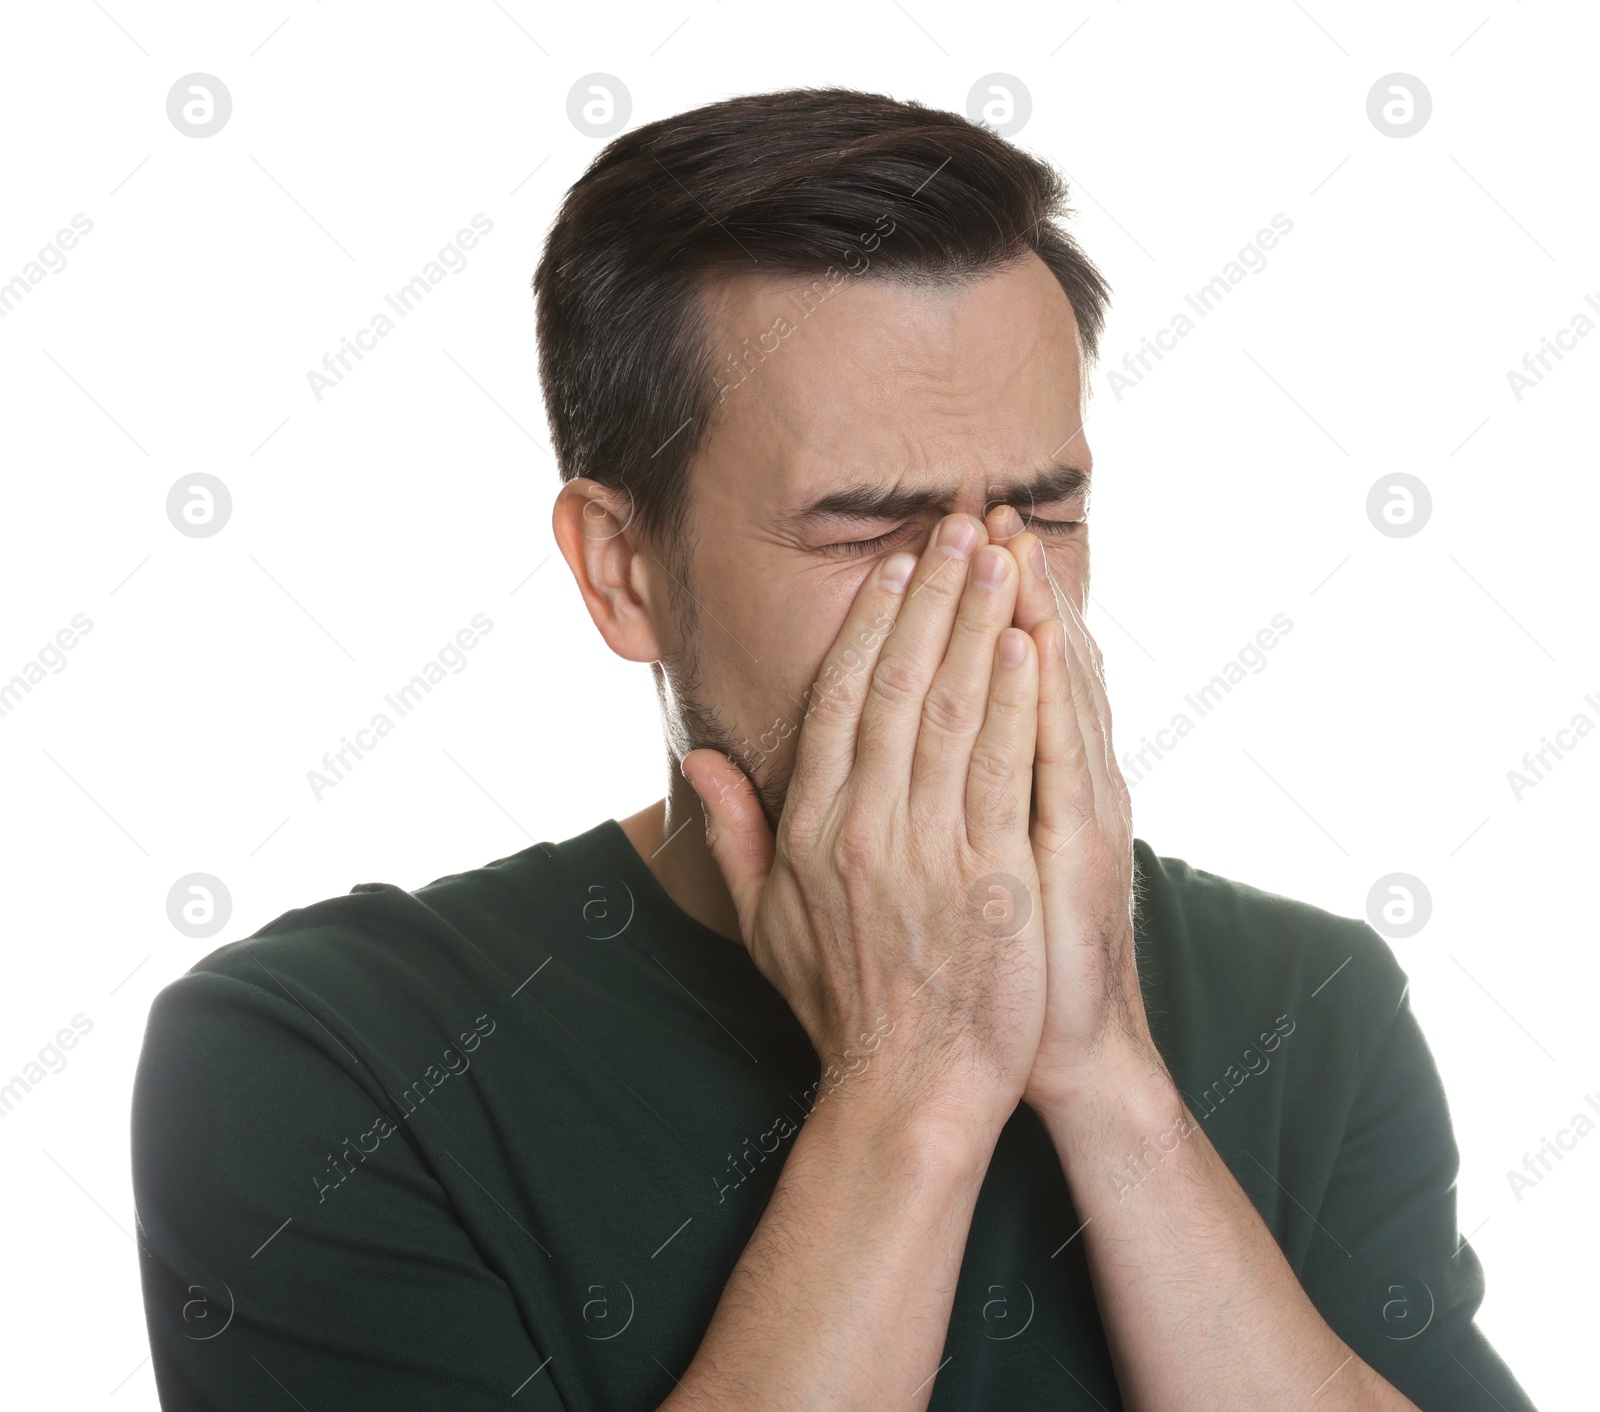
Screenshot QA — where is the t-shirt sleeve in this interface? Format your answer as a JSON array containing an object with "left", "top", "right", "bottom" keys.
[
  {"left": 131, "top": 967, "right": 568, "bottom": 1411},
  {"left": 1298, "top": 982, "right": 1538, "bottom": 1411}
]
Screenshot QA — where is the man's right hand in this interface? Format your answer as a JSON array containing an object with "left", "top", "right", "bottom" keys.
[{"left": 683, "top": 511, "right": 1045, "bottom": 1138}]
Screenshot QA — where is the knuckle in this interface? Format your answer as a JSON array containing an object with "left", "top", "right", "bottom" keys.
[
  {"left": 966, "top": 743, "right": 1013, "bottom": 787},
  {"left": 986, "top": 673, "right": 1030, "bottom": 719},
  {"left": 921, "top": 683, "right": 980, "bottom": 737},
  {"left": 805, "top": 667, "right": 856, "bottom": 720},
  {"left": 920, "top": 555, "right": 967, "bottom": 602},
  {"left": 957, "top": 589, "right": 1007, "bottom": 633},
  {"left": 867, "top": 652, "right": 923, "bottom": 707},
  {"left": 827, "top": 817, "right": 877, "bottom": 877},
  {"left": 781, "top": 794, "right": 826, "bottom": 851},
  {"left": 951, "top": 615, "right": 1005, "bottom": 668},
  {"left": 853, "top": 707, "right": 895, "bottom": 764},
  {"left": 1037, "top": 735, "right": 1086, "bottom": 772}
]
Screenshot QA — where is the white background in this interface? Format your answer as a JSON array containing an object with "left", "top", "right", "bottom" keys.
[{"left": 1, "top": 1, "right": 1594, "bottom": 1407}]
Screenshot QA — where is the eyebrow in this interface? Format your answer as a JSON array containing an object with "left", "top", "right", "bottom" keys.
[{"left": 780, "top": 461, "right": 1090, "bottom": 528}]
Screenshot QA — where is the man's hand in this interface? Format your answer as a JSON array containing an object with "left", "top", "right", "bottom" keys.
[
  {"left": 970, "top": 510, "right": 1422, "bottom": 1412},
  {"left": 983, "top": 504, "right": 1160, "bottom": 1116},
  {"left": 666, "top": 513, "right": 1048, "bottom": 1409},
  {"left": 683, "top": 511, "right": 1046, "bottom": 1134}
]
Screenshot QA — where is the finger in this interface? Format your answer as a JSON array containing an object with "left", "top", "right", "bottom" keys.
[
  {"left": 1058, "top": 592, "right": 1131, "bottom": 833},
  {"left": 992, "top": 522, "right": 1107, "bottom": 824},
  {"left": 681, "top": 748, "right": 776, "bottom": 945},
  {"left": 1059, "top": 587, "right": 1106, "bottom": 698},
  {"left": 910, "top": 543, "right": 1021, "bottom": 810},
  {"left": 853, "top": 513, "right": 985, "bottom": 796},
  {"left": 982, "top": 505, "right": 1120, "bottom": 845},
  {"left": 964, "top": 627, "right": 1040, "bottom": 852},
  {"left": 983, "top": 503, "right": 1048, "bottom": 632},
  {"left": 1029, "top": 616, "right": 1095, "bottom": 849},
  {"left": 785, "top": 550, "right": 915, "bottom": 810},
  {"left": 1058, "top": 591, "right": 1105, "bottom": 736},
  {"left": 984, "top": 510, "right": 1099, "bottom": 764},
  {"left": 1001, "top": 526, "right": 1059, "bottom": 642},
  {"left": 982, "top": 501, "right": 1025, "bottom": 551}
]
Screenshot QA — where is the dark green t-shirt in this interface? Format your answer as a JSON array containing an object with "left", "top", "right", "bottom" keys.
[{"left": 130, "top": 821, "right": 1535, "bottom": 1410}]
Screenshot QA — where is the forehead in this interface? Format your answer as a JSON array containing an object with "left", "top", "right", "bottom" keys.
[{"left": 693, "top": 254, "right": 1088, "bottom": 514}]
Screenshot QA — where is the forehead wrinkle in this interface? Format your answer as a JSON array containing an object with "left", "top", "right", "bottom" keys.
[
  {"left": 775, "top": 476, "right": 964, "bottom": 529},
  {"left": 777, "top": 457, "right": 1089, "bottom": 531}
]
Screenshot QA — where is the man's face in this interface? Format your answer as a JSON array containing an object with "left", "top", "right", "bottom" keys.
[{"left": 654, "top": 252, "right": 1092, "bottom": 823}]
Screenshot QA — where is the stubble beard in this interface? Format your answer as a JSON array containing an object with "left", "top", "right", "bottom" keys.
[{"left": 654, "top": 567, "right": 789, "bottom": 836}]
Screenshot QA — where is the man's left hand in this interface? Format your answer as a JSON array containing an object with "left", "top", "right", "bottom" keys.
[{"left": 987, "top": 504, "right": 1164, "bottom": 1118}]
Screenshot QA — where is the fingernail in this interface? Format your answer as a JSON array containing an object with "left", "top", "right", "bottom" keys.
[
  {"left": 999, "top": 629, "right": 1027, "bottom": 667},
  {"left": 1029, "top": 541, "right": 1047, "bottom": 579},
  {"left": 937, "top": 515, "right": 980, "bottom": 558},
  {"left": 991, "top": 504, "right": 1023, "bottom": 538},
  {"left": 974, "top": 546, "right": 1008, "bottom": 587},
  {"left": 880, "top": 552, "right": 916, "bottom": 593}
]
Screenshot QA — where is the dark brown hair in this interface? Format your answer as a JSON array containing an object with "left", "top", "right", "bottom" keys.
[{"left": 533, "top": 86, "right": 1110, "bottom": 552}]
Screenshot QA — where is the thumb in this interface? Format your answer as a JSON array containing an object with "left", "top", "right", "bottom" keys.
[{"left": 681, "top": 748, "right": 774, "bottom": 946}]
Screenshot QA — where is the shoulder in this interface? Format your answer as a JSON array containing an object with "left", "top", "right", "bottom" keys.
[
  {"left": 1132, "top": 839, "right": 1409, "bottom": 1075},
  {"left": 172, "top": 840, "right": 568, "bottom": 1013},
  {"left": 133, "top": 838, "right": 591, "bottom": 1117}
]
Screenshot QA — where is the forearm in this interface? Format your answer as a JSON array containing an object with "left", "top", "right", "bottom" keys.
[
  {"left": 1037, "top": 1047, "right": 1420, "bottom": 1412},
  {"left": 664, "top": 1091, "right": 1004, "bottom": 1411}
]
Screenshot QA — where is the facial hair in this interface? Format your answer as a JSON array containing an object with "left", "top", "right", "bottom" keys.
[{"left": 651, "top": 567, "right": 789, "bottom": 835}]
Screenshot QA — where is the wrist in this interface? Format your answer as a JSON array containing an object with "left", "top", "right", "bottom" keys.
[
  {"left": 806, "top": 1072, "right": 1014, "bottom": 1174},
  {"left": 1034, "top": 1051, "right": 1192, "bottom": 1209},
  {"left": 1028, "top": 1031, "right": 1175, "bottom": 1133}
]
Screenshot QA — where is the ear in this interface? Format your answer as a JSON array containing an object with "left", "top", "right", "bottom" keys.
[{"left": 552, "top": 479, "right": 670, "bottom": 663}]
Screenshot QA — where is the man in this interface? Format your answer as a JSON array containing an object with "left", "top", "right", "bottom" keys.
[{"left": 132, "top": 88, "right": 1537, "bottom": 1409}]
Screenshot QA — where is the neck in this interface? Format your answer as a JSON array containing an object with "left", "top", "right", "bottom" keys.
[{"left": 618, "top": 771, "right": 743, "bottom": 945}]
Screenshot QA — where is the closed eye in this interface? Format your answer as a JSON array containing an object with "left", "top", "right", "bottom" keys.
[
  {"left": 829, "top": 513, "right": 1084, "bottom": 557},
  {"left": 1022, "top": 515, "right": 1084, "bottom": 535},
  {"left": 830, "top": 525, "right": 916, "bottom": 557}
]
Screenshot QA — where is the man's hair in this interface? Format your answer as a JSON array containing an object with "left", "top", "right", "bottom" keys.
[{"left": 533, "top": 86, "right": 1111, "bottom": 551}]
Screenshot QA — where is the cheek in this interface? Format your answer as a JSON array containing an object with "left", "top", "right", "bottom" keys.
[
  {"left": 781, "top": 595, "right": 864, "bottom": 727},
  {"left": 1043, "top": 539, "right": 1090, "bottom": 610},
  {"left": 758, "top": 578, "right": 881, "bottom": 768},
  {"left": 688, "top": 563, "right": 864, "bottom": 747}
]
